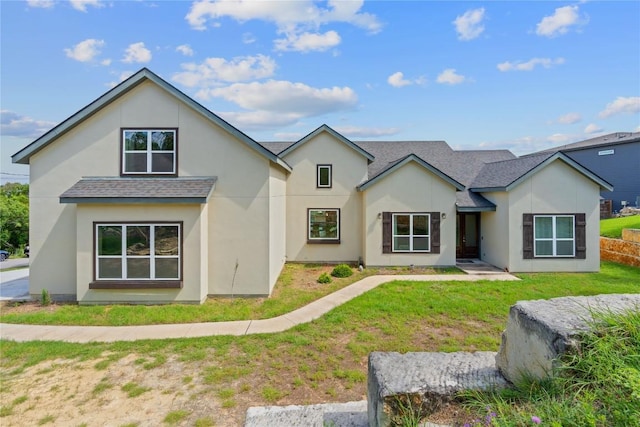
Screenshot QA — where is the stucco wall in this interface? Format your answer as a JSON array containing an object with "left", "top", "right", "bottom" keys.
[
  {"left": 506, "top": 160, "right": 601, "bottom": 272},
  {"left": 362, "top": 161, "right": 457, "bottom": 267},
  {"left": 282, "top": 132, "right": 368, "bottom": 263},
  {"left": 268, "top": 167, "right": 288, "bottom": 292},
  {"left": 479, "top": 192, "right": 509, "bottom": 270},
  {"left": 76, "top": 204, "right": 206, "bottom": 304},
  {"left": 27, "top": 81, "right": 278, "bottom": 300}
]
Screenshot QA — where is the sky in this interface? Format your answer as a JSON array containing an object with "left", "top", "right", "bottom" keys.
[{"left": 1, "top": 0, "right": 639, "bottom": 184}]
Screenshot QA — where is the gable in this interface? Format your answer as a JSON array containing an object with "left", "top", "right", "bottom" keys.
[
  {"left": 279, "top": 124, "right": 374, "bottom": 163},
  {"left": 12, "top": 68, "right": 290, "bottom": 173}
]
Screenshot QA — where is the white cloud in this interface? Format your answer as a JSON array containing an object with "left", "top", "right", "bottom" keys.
[
  {"left": 242, "top": 32, "right": 256, "bottom": 44},
  {"left": 453, "top": 8, "right": 485, "bottom": 41},
  {"left": 185, "top": 0, "right": 381, "bottom": 32},
  {"left": 26, "top": 0, "right": 54, "bottom": 8},
  {"left": 106, "top": 71, "right": 135, "bottom": 88},
  {"left": 100, "top": 58, "right": 112, "bottom": 66},
  {"left": 557, "top": 112, "right": 582, "bottom": 125},
  {"left": 334, "top": 126, "right": 400, "bottom": 138},
  {"left": 536, "top": 5, "right": 584, "bottom": 37},
  {"left": 599, "top": 96, "right": 640, "bottom": 118},
  {"left": 173, "top": 55, "right": 276, "bottom": 87},
  {"left": 122, "top": 42, "right": 152, "bottom": 63},
  {"left": 274, "top": 30, "right": 341, "bottom": 52},
  {"left": 584, "top": 123, "right": 603, "bottom": 134},
  {"left": 547, "top": 133, "right": 573, "bottom": 144},
  {"left": 0, "top": 110, "right": 56, "bottom": 139},
  {"left": 69, "top": 0, "right": 103, "bottom": 12},
  {"left": 497, "top": 57, "right": 565, "bottom": 72},
  {"left": 387, "top": 72, "right": 412, "bottom": 88},
  {"left": 204, "top": 80, "right": 357, "bottom": 116},
  {"left": 436, "top": 69, "right": 466, "bottom": 85},
  {"left": 64, "top": 38, "right": 105, "bottom": 62},
  {"left": 176, "top": 44, "right": 195, "bottom": 56}
]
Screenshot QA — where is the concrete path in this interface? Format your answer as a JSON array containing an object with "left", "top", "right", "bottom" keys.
[
  {"left": 0, "top": 272, "right": 518, "bottom": 343},
  {"left": 0, "top": 267, "right": 30, "bottom": 301}
]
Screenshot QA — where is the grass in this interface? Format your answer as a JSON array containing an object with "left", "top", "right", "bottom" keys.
[
  {"left": 0, "top": 263, "right": 458, "bottom": 326},
  {"left": 0, "top": 261, "right": 638, "bottom": 424},
  {"left": 600, "top": 215, "right": 640, "bottom": 238},
  {"left": 460, "top": 310, "right": 640, "bottom": 426}
]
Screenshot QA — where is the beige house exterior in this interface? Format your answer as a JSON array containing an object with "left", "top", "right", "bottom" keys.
[{"left": 13, "top": 68, "right": 613, "bottom": 304}]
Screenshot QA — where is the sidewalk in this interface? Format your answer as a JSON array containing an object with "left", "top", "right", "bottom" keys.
[{"left": 0, "top": 272, "right": 518, "bottom": 343}]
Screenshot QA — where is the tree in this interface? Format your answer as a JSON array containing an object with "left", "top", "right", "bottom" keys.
[{"left": 0, "top": 183, "right": 29, "bottom": 253}]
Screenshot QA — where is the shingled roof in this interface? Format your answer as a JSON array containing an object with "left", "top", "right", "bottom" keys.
[{"left": 60, "top": 177, "right": 216, "bottom": 204}]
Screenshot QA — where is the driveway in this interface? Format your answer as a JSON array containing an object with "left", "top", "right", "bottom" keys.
[{"left": 0, "top": 258, "right": 30, "bottom": 301}]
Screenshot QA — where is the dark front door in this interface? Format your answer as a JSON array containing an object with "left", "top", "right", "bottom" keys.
[{"left": 456, "top": 213, "right": 480, "bottom": 258}]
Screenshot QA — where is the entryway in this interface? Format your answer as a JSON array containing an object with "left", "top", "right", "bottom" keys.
[{"left": 456, "top": 213, "right": 479, "bottom": 259}]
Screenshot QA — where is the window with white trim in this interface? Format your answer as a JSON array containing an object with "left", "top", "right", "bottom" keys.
[
  {"left": 122, "top": 129, "right": 176, "bottom": 175},
  {"left": 96, "top": 223, "right": 181, "bottom": 280},
  {"left": 534, "top": 215, "right": 575, "bottom": 257},
  {"left": 317, "top": 164, "right": 332, "bottom": 188},
  {"left": 392, "top": 213, "right": 430, "bottom": 252},
  {"left": 308, "top": 209, "right": 340, "bottom": 242}
]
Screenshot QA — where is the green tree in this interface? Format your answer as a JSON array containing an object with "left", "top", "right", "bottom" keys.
[{"left": 0, "top": 183, "right": 29, "bottom": 253}]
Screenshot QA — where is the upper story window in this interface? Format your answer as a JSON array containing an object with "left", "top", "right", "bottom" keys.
[
  {"left": 317, "top": 164, "right": 332, "bottom": 188},
  {"left": 122, "top": 129, "right": 177, "bottom": 176}
]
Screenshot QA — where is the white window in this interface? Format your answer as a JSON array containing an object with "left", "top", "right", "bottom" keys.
[
  {"left": 96, "top": 223, "right": 181, "bottom": 280},
  {"left": 308, "top": 209, "right": 340, "bottom": 242},
  {"left": 534, "top": 215, "right": 575, "bottom": 257},
  {"left": 317, "top": 165, "right": 332, "bottom": 188},
  {"left": 122, "top": 129, "right": 176, "bottom": 175},
  {"left": 392, "top": 213, "right": 430, "bottom": 252}
]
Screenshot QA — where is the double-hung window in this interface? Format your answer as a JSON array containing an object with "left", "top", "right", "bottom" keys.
[
  {"left": 317, "top": 165, "right": 332, "bottom": 188},
  {"left": 392, "top": 213, "right": 430, "bottom": 252},
  {"left": 533, "top": 215, "right": 575, "bottom": 257},
  {"left": 308, "top": 209, "right": 340, "bottom": 243},
  {"left": 95, "top": 223, "right": 181, "bottom": 284},
  {"left": 122, "top": 129, "right": 177, "bottom": 175}
]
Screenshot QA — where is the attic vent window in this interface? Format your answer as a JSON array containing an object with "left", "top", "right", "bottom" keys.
[
  {"left": 122, "top": 129, "right": 177, "bottom": 175},
  {"left": 598, "top": 149, "right": 614, "bottom": 156}
]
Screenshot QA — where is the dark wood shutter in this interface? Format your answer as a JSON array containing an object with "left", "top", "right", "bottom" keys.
[
  {"left": 430, "top": 212, "right": 440, "bottom": 254},
  {"left": 523, "top": 214, "right": 534, "bottom": 259},
  {"left": 575, "top": 213, "right": 586, "bottom": 259},
  {"left": 382, "top": 212, "right": 392, "bottom": 253}
]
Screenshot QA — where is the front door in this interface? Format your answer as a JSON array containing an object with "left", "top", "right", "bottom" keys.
[{"left": 456, "top": 213, "right": 479, "bottom": 258}]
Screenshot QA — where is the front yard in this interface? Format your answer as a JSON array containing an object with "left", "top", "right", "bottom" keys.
[{"left": 0, "top": 261, "right": 638, "bottom": 426}]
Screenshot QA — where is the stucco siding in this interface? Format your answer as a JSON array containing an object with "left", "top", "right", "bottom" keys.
[
  {"left": 268, "top": 167, "right": 287, "bottom": 292},
  {"left": 507, "top": 160, "right": 601, "bottom": 272},
  {"left": 27, "top": 81, "right": 276, "bottom": 299},
  {"left": 478, "top": 192, "right": 509, "bottom": 270},
  {"left": 362, "top": 162, "right": 457, "bottom": 267},
  {"left": 283, "top": 132, "right": 368, "bottom": 263},
  {"left": 76, "top": 204, "right": 206, "bottom": 304}
]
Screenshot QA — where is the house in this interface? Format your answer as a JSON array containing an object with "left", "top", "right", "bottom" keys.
[
  {"left": 526, "top": 132, "right": 640, "bottom": 212},
  {"left": 12, "top": 69, "right": 613, "bottom": 304}
]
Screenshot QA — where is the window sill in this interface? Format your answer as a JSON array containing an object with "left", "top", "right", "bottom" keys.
[
  {"left": 307, "top": 239, "right": 341, "bottom": 244},
  {"left": 89, "top": 280, "right": 183, "bottom": 289}
]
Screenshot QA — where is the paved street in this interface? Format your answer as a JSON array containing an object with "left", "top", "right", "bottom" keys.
[{"left": 0, "top": 258, "right": 30, "bottom": 301}]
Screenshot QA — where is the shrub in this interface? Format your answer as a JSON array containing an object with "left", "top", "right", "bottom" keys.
[
  {"left": 317, "top": 272, "right": 332, "bottom": 284},
  {"left": 331, "top": 264, "right": 353, "bottom": 278},
  {"left": 40, "top": 289, "right": 51, "bottom": 306}
]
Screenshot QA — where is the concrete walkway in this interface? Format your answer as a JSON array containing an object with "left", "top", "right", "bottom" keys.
[{"left": 0, "top": 272, "right": 518, "bottom": 343}]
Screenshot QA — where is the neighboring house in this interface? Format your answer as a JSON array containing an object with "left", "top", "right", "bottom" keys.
[
  {"left": 12, "top": 69, "right": 613, "bottom": 304},
  {"left": 527, "top": 132, "right": 640, "bottom": 212}
]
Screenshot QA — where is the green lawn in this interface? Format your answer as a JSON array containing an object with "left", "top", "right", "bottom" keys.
[
  {"left": 1, "top": 261, "right": 638, "bottom": 426},
  {"left": 600, "top": 215, "right": 640, "bottom": 238}
]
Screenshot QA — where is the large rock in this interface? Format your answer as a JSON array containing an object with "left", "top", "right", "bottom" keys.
[
  {"left": 367, "top": 351, "right": 507, "bottom": 427},
  {"left": 496, "top": 293, "right": 640, "bottom": 384}
]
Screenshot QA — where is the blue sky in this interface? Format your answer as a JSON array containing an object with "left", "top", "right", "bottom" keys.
[{"left": 2, "top": 0, "right": 639, "bottom": 184}]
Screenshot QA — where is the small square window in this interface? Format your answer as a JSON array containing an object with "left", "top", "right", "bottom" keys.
[
  {"left": 122, "top": 129, "right": 177, "bottom": 175},
  {"left": 308, "top": 209, "right": 340, "bottom": 243},
  {"left": 317, "top": 165, "right": 332, "bottom": 188}
]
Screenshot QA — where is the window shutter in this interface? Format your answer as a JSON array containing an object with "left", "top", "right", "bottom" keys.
[
  {"left": 430, "top": 212, "right": 440, "bottom": 254},
  {"left": 382, "top": 212, "right": 392, "bottom": 253},
  {"left": 523, "top": 214, "right": 533, "bottom": 259},
  {"left": 575, "top": 213, "right": 586, "bottom": 259}
]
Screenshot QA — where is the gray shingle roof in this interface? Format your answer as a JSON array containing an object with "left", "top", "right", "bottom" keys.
[
  {"left": 470, "top": 153, "right": 556, "bottom": 190},
  {"left": 60, "top": 177, "right": 217, "bottom": 204},
  {"left": 525, "top": 132, "right": 640, "bottom": 156}
]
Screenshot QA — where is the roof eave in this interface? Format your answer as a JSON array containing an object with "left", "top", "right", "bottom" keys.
[
  {"left": 456, "top": 206, "right": 496, "bottom": 212},
  {"left": 60, "top": 197, "right": 209, "bottom": 204}
]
